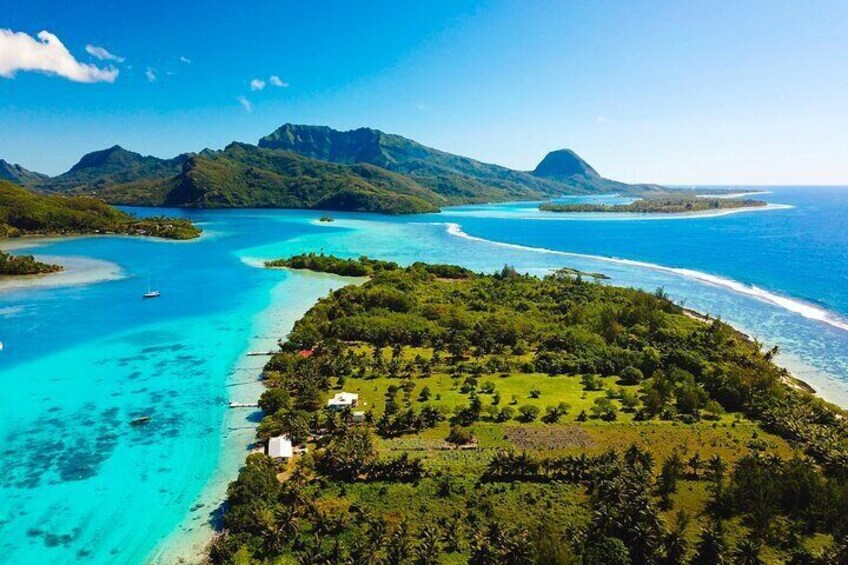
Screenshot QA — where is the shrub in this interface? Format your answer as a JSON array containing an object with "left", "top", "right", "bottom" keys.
[
  {"left": 517, "top": 404, "right": 541, "bottom": 423},
  {"left": 446, "top": 425, "right": 475, "bottom": 446},
  {"left": 619, "top": 366, "right": 644, "bottom": 385}
]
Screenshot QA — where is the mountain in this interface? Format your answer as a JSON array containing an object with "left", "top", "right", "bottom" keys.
[
  {"left": 36, "top": 146, "right": 189, "bottom": 193},
  {"left": 91, "top": 143, "right": 441, "bottom": 214},
  {"left": 0, "top": 159, "right": 47, "bottom": 185},
  {"left": 29, "top": 124, "right": 669, "bottom": 214},
  {"left": 532, "top": 149, "right": 599, "bottom": 180},
  {"left": 532, "top": 148, "right": 665, "bottom": 193},
  {"left": 0, "top": 180, "right": 199, "bottom": 240},
  {"left": 259, "top": 124, "right": 571, "bottom": 202}
]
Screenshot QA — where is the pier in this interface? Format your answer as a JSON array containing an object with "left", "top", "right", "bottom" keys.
[
  {"left": 246, "top": 351, "right": 275, "bottom": 356},
  {"left": 229, "top": 401, "right": 259, "bottom": 408}
]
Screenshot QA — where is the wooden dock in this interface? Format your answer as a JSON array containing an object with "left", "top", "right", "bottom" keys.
[
  {"left": 246, "top": 351, "right": 274, "bottom": 356},
  {"left": 229, "top": 401, "right": 259, "bottom": 408}
]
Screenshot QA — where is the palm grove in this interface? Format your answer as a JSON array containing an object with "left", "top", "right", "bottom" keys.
[{"left": 212, "top": 255, "right": 848, "bottom": 564}]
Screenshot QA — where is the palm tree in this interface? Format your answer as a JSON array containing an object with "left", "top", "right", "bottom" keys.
[
  {"left": 502, "top": 529, "right": 534, "bottom": 565},
  {"left": 662, "top": 510, "right": 690, "bottom": 565},
  {"left": 706, "top": 455, "right": 727, "bottom": 482},
  {"left": 732, "top": 539, "right": 764, "bottom": 565},
  {"left": 691, "top": 520, "right": 727, "bottom": 565},
  {"left": 295, "top": 536, "right": 324, "bottom": 565},
  {"left": 256, "top": 506, "right": 289, "bottom": 558},
  {"left": 414, "top": 525, "right": 442, "bottom": 565},
  {"left": 687, "top": 453, "right": 703, "bottom": 479},
  {"left": 764, "top": 345, "right": 780, "bottom": 362},
  {"left": 385, "top": 522, "right": 413, "bottom": 565}
]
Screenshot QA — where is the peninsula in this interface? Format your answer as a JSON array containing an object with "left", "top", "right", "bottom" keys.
[
  {"left": 0, "top": 180, "right": 200, "bottom": 275},
  {"left": 211, "top": 255, "right": 848, "bottom": 564}
]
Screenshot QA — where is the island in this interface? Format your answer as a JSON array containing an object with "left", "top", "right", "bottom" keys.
[
  {"left": 0, "top": 250, "right": 61, "bottom": 275},
  {"left": 211, "top": 256, "right": 848, "bottom": 564},
  {"left": 539, "top": 195, "right": 768, "bottom": 214},
  {"left": 0, "top": 179, "right": 200, "bottom": 275}
]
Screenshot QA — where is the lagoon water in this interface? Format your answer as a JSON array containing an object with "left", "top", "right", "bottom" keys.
[{"left": 2, "top": 186, "right": 848, "bottom": 563}]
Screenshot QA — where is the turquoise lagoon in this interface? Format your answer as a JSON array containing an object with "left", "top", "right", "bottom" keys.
[{"left": 2, "top": 186, "right": 848, "bottom": 563}]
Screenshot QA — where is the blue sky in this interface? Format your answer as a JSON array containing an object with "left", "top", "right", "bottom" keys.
[{"left": 1, "top": 0, "right": 847, "bottom": 184}]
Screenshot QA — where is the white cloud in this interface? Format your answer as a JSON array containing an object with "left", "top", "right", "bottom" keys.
[
  {"left": 0, "top": 29, "right": 118, "bottom": 83},
  {"left": 269, "top": 75, "right": 288, "bottom": 87},
  {"left": 179, "top": 56, "right": 191, "bottom": 64},
  {"left": 236, "top": 95, "right": 252, "bottom": 112},
  {"left": 145, "top": 67, "right": 156, "bottom": 82},
  {"left": 250, "top": 78, "right": 265, "bottom": 91},
  {"left": 85, "top": 44, "right": 124, "bottom": 63},
  {"left": 597, "top": 116, "right": 609, "bottom": 123}
]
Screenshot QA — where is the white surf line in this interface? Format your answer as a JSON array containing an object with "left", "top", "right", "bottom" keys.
[
  {"left": 696, "top": 191, "right": 773, "bottom": 199},
  {"left": 443, "top": 222, "right": 848, "bottom": 333}
]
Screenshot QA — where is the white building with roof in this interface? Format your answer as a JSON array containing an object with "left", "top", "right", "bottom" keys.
[
  {"left": 267, "top": 435, "right": 293, "bottom": 460},
  {"left": 327, "top": 392, "right": 359, "bottom": 411}
]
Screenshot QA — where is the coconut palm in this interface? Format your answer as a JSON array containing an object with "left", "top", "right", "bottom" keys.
[
  {"left": 692, "top": 521, "right": 727, "bottom": 565},
  {"left": 687, "top": 452, "right": 703, "bottom": 479},
  {"left": 414, "top": 525, "right": 442, "bottom": 565},
  {"left": 732, "top": 539, "right": 764, "bottom": 565}
]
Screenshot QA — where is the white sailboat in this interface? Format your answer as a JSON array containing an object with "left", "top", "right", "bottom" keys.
[{"left": 143, "top": 275, "right": 160, "bottom": 299}]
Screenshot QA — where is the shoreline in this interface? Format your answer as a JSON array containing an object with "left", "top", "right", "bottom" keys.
[{"left": 148, "top": 269, "right": 360, "bottom": 564}]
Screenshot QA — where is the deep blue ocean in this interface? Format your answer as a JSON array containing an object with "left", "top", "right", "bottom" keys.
[{"left": 1, "top": 186, "right": 847, "bottom": 563}]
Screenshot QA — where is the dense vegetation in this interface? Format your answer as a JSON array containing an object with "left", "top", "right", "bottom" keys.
[
  {"left": 266, "top": 253, "right": 477, "bottom": 280},
  {"left": 213, "top": 257, "right": 848, "bottom": 564},
  {"left": 0, "top": 180, "right": 200, "bottom": 241},
  {"left": 540, "top": 196, "right": 767, "bottom": 214},
  {"left": 0, "top": 250, "right": 61, "bottom": 275}
]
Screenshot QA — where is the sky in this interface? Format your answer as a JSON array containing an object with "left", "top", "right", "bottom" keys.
[{"left": 1, "top": 0, "right": 847, "bottom": 184}]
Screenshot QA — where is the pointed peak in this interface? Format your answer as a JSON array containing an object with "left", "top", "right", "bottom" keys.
[{"left": 532, "top": 149, "right": 599, "bottom": 180}]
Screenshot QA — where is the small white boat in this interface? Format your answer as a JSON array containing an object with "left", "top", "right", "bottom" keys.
[
  {"left": 0, "top": 341, "right": 4, "bottom": 351},
  {"left": 143, "top": 275, "right": 160, "bottom": 299}
]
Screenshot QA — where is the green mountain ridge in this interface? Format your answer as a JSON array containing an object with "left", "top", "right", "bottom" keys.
[
  {"left": 91, "top": 143, "right": 441, "bottom": 214},
  {"left": 259, "top": 124, "right": 593, "bottom": 201},
  {"left": 20, "top": 124, "right": 669, "bottom": 214},
  {"left": 37, "top": 145, "right": 189, "bottom": 193}
]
